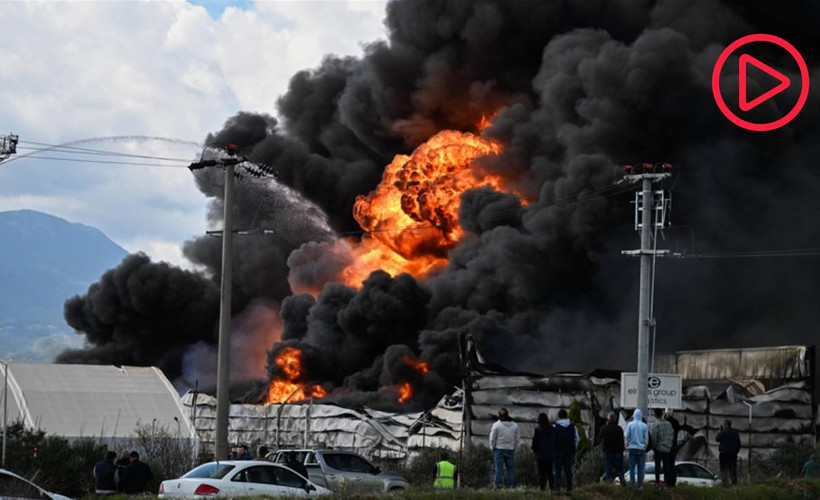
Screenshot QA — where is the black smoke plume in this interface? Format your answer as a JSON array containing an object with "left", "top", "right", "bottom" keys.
[{"left": 62, "top": 0, "right": 820, "bottom": 409}]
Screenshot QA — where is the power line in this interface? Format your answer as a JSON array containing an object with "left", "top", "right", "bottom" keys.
[
  {"left": 2, "top": 136, "right": 201, "bottom": 165},
  {"left": 18, "top": 141, "right": 192, "bottom": 162},
  {"left": 9, "top": 155, "right": 189, "bottom": 168},
  {"left": 676, "top": 248, "right": 820, "bottom": 259}
]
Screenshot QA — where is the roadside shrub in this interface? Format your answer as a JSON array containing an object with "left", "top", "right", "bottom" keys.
[
  {"left": 3, "top": 420, "right": 106, "bottom": 497},
  {"left": 514, "top": 443, "right": 538, "bottom": 487},
  {"left": 573, "top": 444, "right": 605, "bottom": 486},
  {"left": 123, "top": 421, "right": 196, "bottom": 492},
  {"left": 568, "top": 400, "right": 592, "bottom": 455},
  {"left": 405, "top": 447, "right": 456, "bottom": 487},
  {"left": 460, "top": 443, "right": 492, "bottom": 488},
  {"left": 750, "top": 441, "right": 818, "bottom": 479}
]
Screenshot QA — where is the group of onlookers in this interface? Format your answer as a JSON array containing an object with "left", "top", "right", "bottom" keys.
[
  {"left": 484, "top": 405, "right": 756, "bottom": 493},
  {"left": 616, "top": 407, "right": 681, "bottom": 488},
  {"left": 487, "top": 407, "right": 580, "bottom": 495},
  {"left": 92, "top": 450, "right": 153, "bottom": 495}
]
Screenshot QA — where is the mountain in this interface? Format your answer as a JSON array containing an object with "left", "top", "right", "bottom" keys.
[{"left": 0, "top": 209, "right": 128, "bottom": 359}]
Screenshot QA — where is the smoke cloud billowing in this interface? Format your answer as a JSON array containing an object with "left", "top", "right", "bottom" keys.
[{"left": 62, "top": 0, "right": 820, "bottom": 409}]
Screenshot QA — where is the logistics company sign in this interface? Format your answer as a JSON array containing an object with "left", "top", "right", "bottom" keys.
[{"left": 620, "top": 373, "right": 682, "bottom": 409}]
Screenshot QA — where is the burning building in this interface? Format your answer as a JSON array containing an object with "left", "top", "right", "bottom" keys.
[{"left": 58, "top": 0, "right": 820, "bottom": 415}]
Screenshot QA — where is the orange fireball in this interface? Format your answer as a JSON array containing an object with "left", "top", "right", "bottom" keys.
[{"left": 340, "top": 129, "right": 516, "bottom": 288}]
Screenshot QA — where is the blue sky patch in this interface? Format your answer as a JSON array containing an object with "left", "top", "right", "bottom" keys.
[{"left": 188, "top": 0, "right": 253, "bottom": 18}]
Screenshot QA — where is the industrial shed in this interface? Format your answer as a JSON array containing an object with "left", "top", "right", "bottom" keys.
[
  {"left": 654, "top": 345, "right": 817, "bottom": 462},
  {"left": 0, "top": 362, "right": 197, "bottom": 447},
  {"left": 181, "top": 343, "right": 815, "bottom": 467},
  {"left": 181, "top": 392, "right": 421, "bottom": 462},
  {"left": 409, "top": 343, "right": 817, "bottom": 462}
]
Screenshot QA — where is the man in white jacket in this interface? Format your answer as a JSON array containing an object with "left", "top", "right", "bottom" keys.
[{"left": 489, "top": 408, "right": 520, "bottom": 488}]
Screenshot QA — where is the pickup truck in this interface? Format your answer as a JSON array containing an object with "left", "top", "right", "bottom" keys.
[{"left": 269, "top": 449, "right": 409, "bottom": 492}]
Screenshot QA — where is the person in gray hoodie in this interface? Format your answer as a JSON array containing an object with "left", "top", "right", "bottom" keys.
[
  {"left": 625, "top": 409, "right": 649, "bottom": 489},
  {"left": 489, "top": 408, "right": 520, "bottom": 488}
]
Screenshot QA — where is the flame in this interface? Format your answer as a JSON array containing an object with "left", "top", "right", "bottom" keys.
[
  {"left": 477, "top": 113, "right": 493, "bottom": 132},
  {"left": 264, "top": 346, "right": 327, "bottom": 404},
  {"left": 397, "top": 382, "right": 413, "bottom": 403},
  {"left": 391, "top": 356, "right": 429, "bottom": 404},
  {"left": 404, "top": 356, "right": 429, "bottom": 374},
  {"left": 339, "top": 128, "right": 516, "bottom": 287}
]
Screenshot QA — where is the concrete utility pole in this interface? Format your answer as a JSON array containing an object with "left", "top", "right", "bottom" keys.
[
  {"left": 620, "top": 163, "right": 671, "bottom": 417},
  {"left": 215, "top": 159, "right": 234, "bottom": 461},
  {"left": 189, "top": 146, "right": 243, "bottom": 460}
]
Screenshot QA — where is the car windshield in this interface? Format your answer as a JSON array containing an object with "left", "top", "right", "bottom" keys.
[
  {"left": 323, "top": 453, "right": 377, "bottom": 474},
  {"left": 183, "top": 463, "right": 236, "bottom": 479}
]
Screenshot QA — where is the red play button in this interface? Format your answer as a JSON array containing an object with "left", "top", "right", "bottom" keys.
[
  {"left": 712, "top": 34, "right": 810, "bottom": 132},
  {"left": 738, "top": 54, "right": 790, "bottom": 111}
]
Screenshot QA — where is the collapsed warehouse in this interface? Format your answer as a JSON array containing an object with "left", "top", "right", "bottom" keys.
[{"left": 182, "top": 344, "right": 816, "bottom": 470}]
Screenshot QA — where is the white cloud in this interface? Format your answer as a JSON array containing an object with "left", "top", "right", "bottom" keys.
[
  {"left": 119, "top": 236, "right": 200, "bottom": 270},
  {"left": 0, "top": 0, "right": 387, "bottom": 263}
]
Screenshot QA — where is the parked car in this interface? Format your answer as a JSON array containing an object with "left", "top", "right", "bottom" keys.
[
  {"left": 608, "top": 461, "right": 719, "bottom": 487},
  {"left": 645, "top": 461, "right": 719, "bottom": 487},
  {"left": 158, "top": 460, "right": 331, "bottom": 498},
  {"left": 0, "top": 468, "right": 72, "bottom": 500},
  {"left": 269, "top": 449, "right": 409, "bottom": 492}
]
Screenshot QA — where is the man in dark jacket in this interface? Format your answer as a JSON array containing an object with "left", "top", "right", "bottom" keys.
[
  {"left": 115, "top": 451, "right": 131, "bottom": 492},
  {"left": 599, "top": 413, "right": 626, "bottom": 484},
  {"left": 664, "top": 409, "right": 681, "bottom": 487},
  {"left": 285, "top": 452, "right": 309, "bottom": 479},
  {"left": 716, "top": 420, "right": 741, "bottom": 486},
  {"left": 553, "top": 409, "right": 579, "bottom": 495},
  {"left": 121, "top": 451, "right": 154, "bottom": 494},
  {"left": 531, "top": 412, "right": 555, "bottom": 491},
  {"left": 93, "top": 451, "right": 118, "bottom": 495}
]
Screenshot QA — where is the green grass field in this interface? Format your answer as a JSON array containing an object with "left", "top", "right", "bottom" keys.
[
  {"left": 104, "top": 479, "right": 820, "bottom": 499},
  {"left": 386, "top": 480, "right": 819, "bottom": 499}
]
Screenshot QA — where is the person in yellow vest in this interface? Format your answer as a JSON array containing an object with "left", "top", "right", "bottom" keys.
[{"left": 434, "top": 453, "right": 456, "bottom": 489}]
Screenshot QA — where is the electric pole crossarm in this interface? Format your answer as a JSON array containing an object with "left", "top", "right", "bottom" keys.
[
  {"left": 0, "top": 134, "right": 19, "bottom": 163},
  {"left": 621, "top": 250, "right": 671, "bottom": 257},
  {"left": 205, "top": 229, "right": 276, "bottom": 237}
]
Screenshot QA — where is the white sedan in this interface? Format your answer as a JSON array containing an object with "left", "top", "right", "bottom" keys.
[
  {"left": 0, "top": 468, "right": 73, "bottom": 500},
  {"left": 159, "top": 460, "right": 331, "bottom": 498},
  {"left": 643, "top": 461, "right": 719, "bottom": 486},
  {"left": 609, "top": 461, "right": 719, "bottom": 487}
]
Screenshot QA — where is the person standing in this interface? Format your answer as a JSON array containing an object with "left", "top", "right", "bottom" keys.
[
  {"left": 649, "top": 408, "right": 674, "bottom": 487},
  {"left": 625, "top": 409, "right": 649, "bottom": 489},
  {"left": 530, "top": 412, "right": 555, "bottom": 491},
  {"left": 599, "top": 412, "right": 626, "bottom": 484},
  {"left": 285, "top": 452, "right": 309, "bottom": 479},
  {"left": 120, "top": 451, "right": 154, "bottom": 494},
  {"left": 489, "top": 408, "right": 520, "bottom": 488},
  {"left": 664, "top": 409, "right": 681, "bottom": 487},
  {"left": 716, "top": 420, "right": 741, "bottom": 486},
  {"left": 803, "top": 454, "right": 820, "bottom": 480},
  {"left": 553, "top": 409, "right": 579, "bottom": 495},
  {"left": 237, "top": 444, "right": 253, "bottom": 460},
  {"left": 93, "top": 451, "right": 118, "bottom": 496},
  {"left": 433, "top": 453, "right": 456, "bottom": 489},
  {"left": 115, "top": 451, "right": 131, "bottom": 492},
  {"left": 257, "top": 446, "right": 270, "bottom": 461}
]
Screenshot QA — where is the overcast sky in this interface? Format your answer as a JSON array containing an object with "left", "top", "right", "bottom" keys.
[{"left": 0, "top": 0, "right": 387, "bottom": 267}]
